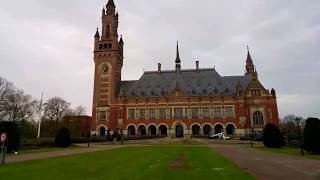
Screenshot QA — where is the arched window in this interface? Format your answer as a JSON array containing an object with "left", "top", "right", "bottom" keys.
[{"left": 253, "top": 111, "right": 264, "bottom": 126}]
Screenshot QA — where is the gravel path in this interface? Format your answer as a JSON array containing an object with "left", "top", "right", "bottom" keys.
[
  {"left": 209, "top": 144, "right": 320, "bottom": 180},
  {"left": 6, "top": 144, "right": 124, "bottom": 164}
]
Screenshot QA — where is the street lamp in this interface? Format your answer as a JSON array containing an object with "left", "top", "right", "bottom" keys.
[{"left": 294, "top": 117, "right": 304, "bottom": 156}]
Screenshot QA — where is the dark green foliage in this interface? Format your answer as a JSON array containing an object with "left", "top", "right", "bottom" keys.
[
  {"left": 303, "top": 118, "right": 320, "bottom": 154},
  {"left": 71, "top": 137, "right": 106, "bottom": 143},
  {"left": 254, "top": 132, "right": 263, "bottom": 141},
  {"left": 19, "top": 137, "right": 55, "bottom": 148},
  {"left": 55, "top": 128, "right": 71, "bottom": 148},
  {"left": 19, "top": 120, "right": 38, "bottom": 138},
  {"left": 263, "top": 123, "right": 285, "bottom": 148},
  {"left": 0, "top": 121, "right": 20, "bottom": 152},
  {"left": 106, "top": 129, "right": 111, "bottom": 141}
]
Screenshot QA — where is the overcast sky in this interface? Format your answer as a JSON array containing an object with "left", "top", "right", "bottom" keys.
[{"left": 0, "top": 0, "right": 319, "bottom": 118}]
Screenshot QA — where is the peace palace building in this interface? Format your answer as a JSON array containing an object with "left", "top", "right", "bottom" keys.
[{"left": 90, "top": 0, "right": 280, "bottom": 138}]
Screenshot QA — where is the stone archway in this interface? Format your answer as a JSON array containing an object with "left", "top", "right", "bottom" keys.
[
  {"left": 99, "top": 127, "right": 106, "bottom": 137},
  {"left": 214, "top": 124, "right": 223, "bottom": 134},
  {"left": 138, "top": 125, "right": 147, "bottom": 136},
  {"left": 159, "top": 125, "right": 168, "bottom": 136},
  {"left": 192, "top": 125, "right": 200, "bottom": 136},
  {"left": 175, "top": 125, "right": 184, "bottom": 138},
  {"left": 128, "top": 125, "right": 136, "bottom": 136},
  {"left": 226, "top": 124, "right": 236, "bottom": 136},
  {"left": 148, "top": 125, "right": 157, "bottom": 136}
]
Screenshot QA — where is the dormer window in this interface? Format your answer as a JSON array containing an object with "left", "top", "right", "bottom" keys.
[{"left": 251, "top": 89, "right": 261, "bottom": 96}]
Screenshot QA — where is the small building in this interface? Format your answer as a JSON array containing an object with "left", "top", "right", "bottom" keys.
[{"left": 62, "top": 116, "right": 91, "bottom": 137}]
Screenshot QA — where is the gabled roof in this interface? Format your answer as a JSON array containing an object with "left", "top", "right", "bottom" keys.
[{"left": 119, "top": 68, "right": 251, "bottom": 97}]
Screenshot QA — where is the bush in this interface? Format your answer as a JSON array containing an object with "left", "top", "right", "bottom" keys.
[
  {"left": 124, "top": 135, "right": 164, "bottom": 141},
  {"left": 19, "top": 137, "right": 55, "bottom": 148},
  {"left": 71, "top": 137, "right": 106, "bottom": 143},
  {"left": 263, "top": 123, "right": 285, "bottom": 148},
  {"left": 303, "top": 118, "right": 320, "bottom": 154},
  {"left": 254, "top": 132, "right": 263, "bottom": 141},
  {"left": 240, "top": 136, "right": 251, "bottom": 141},
  {"left": 0, "top": 121, "right": 20, "bottom": 152},
  {"left": 55, "top": 128, "right": 71, "bottom": 147}
]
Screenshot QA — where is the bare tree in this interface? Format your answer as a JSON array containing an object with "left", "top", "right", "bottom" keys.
[
  {"left": 43, "top": 97, "right": 72, "bottom": 125},
  {"left": 0, "top": 77, "right": 13, "bottom": 118},
  {"left": 0, "top": 77, "right": 38, "bottom": 122},
  {"left": 73, "top": 106, "right": 87, "bottom": 116}
]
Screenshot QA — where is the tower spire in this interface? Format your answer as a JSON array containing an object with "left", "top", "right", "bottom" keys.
[
  {"left": 94, "top": 28, "right": 100, "bottom": 38},
  {"left": 246, "top": 45, "right": 253, "bottom": 65},
  {"left": 107, "top": 0, "right": 115, "bottom": 7},
  {"left": 106, "top": 0, "right": 116, "bottom": 15},
  {"left": 245, "top": 45, "right": 257, "bottom": 78},
  {"left": 175, "top": 41, "right": 181, "bottom": 69}
]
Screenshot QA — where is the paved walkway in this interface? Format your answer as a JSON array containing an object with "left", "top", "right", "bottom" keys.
[
  {"left": 209, "top": 145, "right": 320, "bottom": 180},
  {"left": 6, "top": 144, "right": 124, "bottom": 164}
]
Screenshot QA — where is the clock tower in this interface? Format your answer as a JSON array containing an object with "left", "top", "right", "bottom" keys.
[{"left": 92, "top": 0, "right": 124, "bottom": 134}]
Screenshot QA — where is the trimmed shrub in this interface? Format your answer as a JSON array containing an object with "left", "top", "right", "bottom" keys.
[
  {"left": 303, "top": 118, "right": 320, "bottom": 154},
  {"left": 254, "top": 132, "right": 263, "bottom": 141},
  {"left": 0, "top": 121, "right": 20, "bottom": 152},
  {"left": 20, "top": 137, "right": 55, "bottom": 148},
  {"left": 263, "top": 123, "right": 285, "bottom": 148},
  {"left": 55, "top": 128, "right": 71, "bottom": 148}
]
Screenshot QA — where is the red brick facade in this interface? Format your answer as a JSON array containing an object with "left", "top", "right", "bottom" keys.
[{"left": 90, "top": 1, "right": 279, "bottom": 138}]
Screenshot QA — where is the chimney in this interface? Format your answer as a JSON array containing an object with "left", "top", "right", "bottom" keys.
[
  {"left": 196, "top": 61, "right": 199, "bottom": 71},
  {"left": 158, "top": 63, "right": 161, "bottom": 73}
]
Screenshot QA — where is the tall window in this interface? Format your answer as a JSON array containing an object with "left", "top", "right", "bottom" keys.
[
  {"left": 253, "top": 111, "right": 264, "bottom": 126},
  {"left": 185, "top": 107, "right": 189, "bottom": 118},
  {"left": 174, "top": 108, "right": 183, "bottom": 118},
  {"left": 139, "top": 108, "right": 145, "bottom": 119},
  {"left": 202, "top": 107, "right": 210, "bottom": 118},
  {"left": 149, "top": 108, "right": 156, "bottom": 119},
  {"left": 99, "top": 111, "right": 107, "bottom": 121},
  {"left": 106, "top": 24, "right": 111, "bottom": 38},
  {"left": 159, "top": 108, "right": 166, "bottom": 119},
  {"left": 214, "top": 107, "right": 222, "bottom": 118},
  {"left": 225, "top": 107, "right": 234, "bottom": 117},
  {"left": 128, "top": 109, "right": 135, "bottom": 119},
  {"left": 191, "top": 107, "right": 198, "bottom": 118}
]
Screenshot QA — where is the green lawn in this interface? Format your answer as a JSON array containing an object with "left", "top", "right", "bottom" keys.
[
  {"left": 0, "top": 146, "right": 254, "bottom": 180},
  {"left": 8, "top": 145, "right": 83, "bottom": 156},
  {"left": 255, "top": 145, "right": 320, "bottom": 160}
]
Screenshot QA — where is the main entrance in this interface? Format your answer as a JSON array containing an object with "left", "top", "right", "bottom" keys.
[{"left": 175, "top": 125, "right": 184, "bottom": 138}]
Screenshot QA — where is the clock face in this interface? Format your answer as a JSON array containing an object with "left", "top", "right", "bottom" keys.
[{"left": 101, "top": 65, "right": 109, "bottom": 73}]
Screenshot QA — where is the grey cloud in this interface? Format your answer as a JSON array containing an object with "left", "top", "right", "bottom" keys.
[{"left": 0, "top": 0, "right": 319, "bottom": 118}]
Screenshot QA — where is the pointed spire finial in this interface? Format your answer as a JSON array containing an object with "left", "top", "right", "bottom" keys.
[
  {"left": 246, "top": 45, "right": 253, "bottom": 65},
  {"left": 107, "top": 0, "right": 115, "bottom": 7},
  {"left": 175, "top": 41, "right": 181, "bottom": 65},
  {"left": 94, "top": 28, "right": 100, "bottom": 38},
  {"left": 119, "top": 34, "right": 124, "bottom": 44}
]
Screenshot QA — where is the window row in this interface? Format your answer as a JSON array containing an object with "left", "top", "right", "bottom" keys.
[
  {"left": 127, "top": 106, "right": 235, "bottom": 120},
  {"left": 251, "top": 89, "right": 261, "bottom": 96}
]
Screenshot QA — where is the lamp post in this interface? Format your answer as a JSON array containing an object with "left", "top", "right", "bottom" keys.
[{"left": 294, "top": 117, "right": 304, "bottom": 156}]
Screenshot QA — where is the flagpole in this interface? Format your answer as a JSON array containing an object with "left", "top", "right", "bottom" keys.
[{"left": 37, "top": 92, "right": 43, "bottom": 139}]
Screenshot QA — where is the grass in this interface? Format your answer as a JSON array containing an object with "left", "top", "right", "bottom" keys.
[
  {"left": 8, "top": 145, "right": 83, "bottom": 156},
  {"left": 0, "top": 146, "right": 255, "bottom": 180},
  {"left": 255, "top": 145, "right": 320, "bottom": 160}
]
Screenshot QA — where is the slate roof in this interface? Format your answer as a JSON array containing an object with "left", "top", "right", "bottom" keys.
[{"left": 119, "top": 68, "right": 251, "bottom": 97}]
